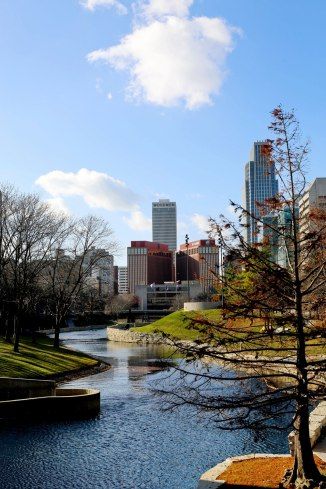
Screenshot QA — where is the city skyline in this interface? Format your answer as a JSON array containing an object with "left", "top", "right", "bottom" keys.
[{"left": 0, "top": 1, "right": 326, "bottom": 266}]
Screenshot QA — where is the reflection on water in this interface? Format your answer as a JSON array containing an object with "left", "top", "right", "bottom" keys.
[{"left": 0, "top": 329, "right": 289, "bottom": 489}]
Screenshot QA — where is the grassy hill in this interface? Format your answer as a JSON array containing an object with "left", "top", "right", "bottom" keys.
[
  {"left": 131, "top": 309, "right": 222, "bottom": 341},
  {"left": 131, "top": 309, "right": 326, "bottom": 357},
  {"left": 0, "top": 336, "right": 99, "bottom": 379}
]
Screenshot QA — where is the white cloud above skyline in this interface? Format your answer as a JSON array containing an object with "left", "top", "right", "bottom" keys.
[
  {"left": 191, "top": 213, "right": 209, "bottom": 234},
  {"left": 46, "top": 197, "right": 71, "bottom": 216},
  {"left": 36, "top": 168, "right": 155, "bottom": 233},
  {"left": 35, "top": 168, "right": 139, "bottom": 212},
  {"left": 87, "top": 0, "right": 239, "bottom": 109},
  {"left": 139, "top": 0, "right": 193, "bottom": 20},
  {"left": 80, "top": 0, "right": 127, "bottom": 14},
  {"left": 123, "top": 210, "right": 152, "bottom": 230}
]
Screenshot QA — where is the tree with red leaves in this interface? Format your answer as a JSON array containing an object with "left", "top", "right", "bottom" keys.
[{"left": 157, "top": 107, "right": 326, "bottom": 488}]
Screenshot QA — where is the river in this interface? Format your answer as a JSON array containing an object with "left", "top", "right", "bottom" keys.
[{"left": 0, "top": 329, "right": 289, "bottom": 489}]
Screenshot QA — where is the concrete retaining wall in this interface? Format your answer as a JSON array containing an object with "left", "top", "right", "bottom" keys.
[
  {"left": 197, "top": 454, "right": 289, "bottom": 489},
  {"left": 0, "top": 387, "right": 100, "bottom": 420},
  {"left": 0, "top": 378, "right": 100, "bottom": 420},
  {"left": 0, "top": 377, "right": 55, "bottom": 401},
  {"left": 184, "top": 302, "right": 220, "bottom": 312},
  {"left": 288, "top": 400, "right": 326, "bottom": 455},
  {"left": 198, "top": 401, "right": 326, "bottom": 488}
]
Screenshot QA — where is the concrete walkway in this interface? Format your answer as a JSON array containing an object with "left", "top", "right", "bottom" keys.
[{"left": 314, "top": 436, "right": 326, "bottom": 462}]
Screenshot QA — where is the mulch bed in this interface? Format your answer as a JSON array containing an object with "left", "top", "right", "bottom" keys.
[{"left": 218, "top": 456, "right": 326, "bottom": 488}]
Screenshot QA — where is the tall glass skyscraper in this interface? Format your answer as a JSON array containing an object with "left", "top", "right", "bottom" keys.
[
  {"left": 243, "top": 141, "right": 279, "bottom": 243},
  {"left": 152, "top": 199, "right": 177, "bottom": 251}
]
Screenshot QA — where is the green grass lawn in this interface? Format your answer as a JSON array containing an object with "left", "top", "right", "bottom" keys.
[
  {"left": 0, "top": 336, "right": 99, "bottom": 379},
  {"left": 131, "top": 309, "right": 222, "bottom": 340},
  {"left": 131, "top": 309, "right": 326, "bottom": 357}
]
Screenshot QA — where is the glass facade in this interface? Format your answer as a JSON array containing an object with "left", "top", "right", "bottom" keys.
[
  {"left": 262, "top": 206, "right": 299, "bottom": 269},
  {"left": 152, "top": 199, "right": 177, "bottom": 251},
  {"left": 244, "top": 141, "right": 279, "bottom": 243}
]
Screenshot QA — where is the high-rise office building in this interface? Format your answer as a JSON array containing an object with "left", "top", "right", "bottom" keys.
[
  {"left": 299, "top": 177, "right": 326, "bottom": 235},
  {"left": 118, "top": 266, "right": 128, "bottom": 294},
  {"left": 243, "top": 141, "right": 279, "bottom": 243},
  {"left": 152, "top": 199, "right": 177, "bottom": 252},
  {"left": 127, "top": 241, "right": 173, "bottom": 294},
  {"left": 83, "top": 248, "right": 115, "bottom": 297},
  {"left": 262, "top": 205, "right": 299, "bottom": 269}
]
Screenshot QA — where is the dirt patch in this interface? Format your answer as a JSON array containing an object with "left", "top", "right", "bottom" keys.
[{"left": 218, "top": 456, "right": 326, "bottom": 488}]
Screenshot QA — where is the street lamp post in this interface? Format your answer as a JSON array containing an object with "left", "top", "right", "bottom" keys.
[
  {"left": 218, "top": 238, "right": 224, "bottom": 308},
  {"left": 185, "top": 234, "right": 190, "bottom": 301}
]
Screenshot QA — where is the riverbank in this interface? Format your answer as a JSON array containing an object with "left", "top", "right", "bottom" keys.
[
  {"left": 41, "top": 323, "right": 108, "bottom": 335},
  {"left": 131, "top": 310, "right": 326, "bottom": 355},
  {"left": 107, "top": 324, "right": 325, "bottom": 388},
  {"left": 0, "top": 335, "right": 107, "bottom": 381}
]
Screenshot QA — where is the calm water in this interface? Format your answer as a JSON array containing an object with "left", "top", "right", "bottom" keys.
[{"left": 0, "top": 329, "right": 289, "bottom": 489}]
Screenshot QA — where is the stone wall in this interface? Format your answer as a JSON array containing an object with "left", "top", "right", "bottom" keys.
[{"left": 107, "top": 326, "right": 170, "bottom": 345}]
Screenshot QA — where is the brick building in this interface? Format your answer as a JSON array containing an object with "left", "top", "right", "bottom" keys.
[
  {"left": 176, "top": 239, "right": 219, "bottom": 293},
  {"left": 127, "top": 241, "right": 173, "bottom": 294}
]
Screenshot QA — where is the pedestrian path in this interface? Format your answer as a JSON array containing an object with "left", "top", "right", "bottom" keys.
[{"left": 314, "top": 436, "right": 326, "bottom": 462}]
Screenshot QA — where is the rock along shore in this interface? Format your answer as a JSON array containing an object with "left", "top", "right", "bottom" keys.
[{"left": 107, "top": 326, "right": 326, "bottom": 390}]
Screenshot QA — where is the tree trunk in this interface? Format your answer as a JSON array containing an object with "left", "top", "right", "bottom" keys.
[
  {"left": 294, "top": 402, "right": 322, "bottom": 482},
  {"left": 281, "top": 403, "right": 324, "bottom": 488},
  {"left": 5, "top": 317, "right": 11, "bottom": 342},
  {"left": 281, "top": 314, "right": 324, "bottom": 488},
  {"left": 53, "top": 317, "right": 60, "bottom": 349},
  {"left": 13, "top": 315, "right": 20, "bottom": 353},
  {"left": 53, "top": 313, "right": 62, "bottom": 348}
]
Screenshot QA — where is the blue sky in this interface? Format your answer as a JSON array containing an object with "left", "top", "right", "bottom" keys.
[{"left": 0, "top": 0, "right": 325, "bottom": 265}]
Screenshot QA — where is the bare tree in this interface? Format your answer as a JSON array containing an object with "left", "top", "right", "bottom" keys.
[
  {"left": 42, "top": 215, "right": 117, "bottom": 348},
  {"left": 0, "top": 186, "right": 68, "bottom": 351},
  {"left": 170, "top": 293, "right": 189, "bottom": 311},
  {"left": 0, "top": 186, "right": 118, "bottom": 350},
  {"left": 106, "top": 293, "right": 138, "bottom": 319},
  {"left": 157, "top": 107, "right": 326, "bottom": 488}
]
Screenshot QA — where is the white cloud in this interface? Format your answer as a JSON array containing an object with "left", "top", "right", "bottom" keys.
[
  {"left": 87, "top": 1, "right": 239, "bottom": 109},
  {"left": 226, "top": 204, "right": 236, "bottom": 215},
  {"left": 187, "top": 192, "right": 203, "bottom": 200},
  {"left": 191, "top": 213, "right": 209, "bottom": 234},
  {"left": 123, "top": 210, "right": 152, "bottom": 230},
  {"left": 95, "top": 77, "right": 103, "bottom": 93},
  {"left": 46, "top": 197, "right": 70, "bottom": 216},
  {"left": 81, "top": 0, "right": 127, "bottom": 14},
  {"left": 140, "top": 0, "right": 193, "bottom": 20},
  {"left": 177, "top": 220, "right": 187, "bottom": 231},
  {"left": 35, "top": 168, "right": 139, "bottom": 212},
  {"left": 107, "top": 92, "right": 113, "bottom": 100},
  {"left": 153, "top": 191, "right": 169, "bottom": 199}
]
